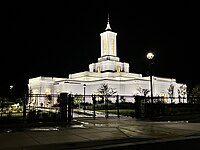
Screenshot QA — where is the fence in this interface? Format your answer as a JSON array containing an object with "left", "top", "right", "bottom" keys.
[{"left": 1, "top": 93, "right": 200, "bottom": 124}]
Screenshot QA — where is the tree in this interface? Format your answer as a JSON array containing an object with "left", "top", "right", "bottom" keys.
[
  {"left": 0, "top": 98, "right": 14, "bottom": 117},
  {"left": 189, "top": 84, "right": 200, "bottom": 104},
  {"left": 168, "top": 84, "right": 174, "bottom": 103},
  {"left": 120, "top": 96, "right": 126, "bottom": 103},
  {"left": 16, "top": 98, "right": 23, "bottom": 105},
  {"left": 73, "top": 94, "right": 83, "bottom": 109},
  {"left": 178, "top": 84, "right": 187, "bottom": 103},
  {"left": 97, "top": 82, "right": 117, "bottom": 103},
  {"left": 96, "top": 82, "right": 117, "bottom": 118},
  {"left": 136, "top": 87, "right": 150, "bottom": 97}
]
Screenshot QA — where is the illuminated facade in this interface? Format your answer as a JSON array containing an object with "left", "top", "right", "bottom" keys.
[{"left": 28, "top": 17, "right": 187, "bottom": 107}]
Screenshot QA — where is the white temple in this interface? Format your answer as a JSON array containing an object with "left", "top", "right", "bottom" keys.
[{"left": 28, "top": 16, "right": 187, "bottom": 107}]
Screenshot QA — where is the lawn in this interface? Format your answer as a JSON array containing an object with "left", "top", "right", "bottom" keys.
[
  {"left": 154, "top": 113, "right": 200, "bottom": 123},
  {"left": 1, "top": 108, "right": 200, "bottom": 123}
]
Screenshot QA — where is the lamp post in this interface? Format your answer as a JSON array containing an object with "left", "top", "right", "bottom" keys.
[
  {"left": 83, "top": 84, "right": 86, "bottom": 111},
  {"left": 147, "top": 52, "right": 154, "bottom": 117},
  {"left": 10, "top": 85, "right": 13, "bottom": 100},
  {"left": 63, "top": 81, "right": 86, "bottom": 112}
]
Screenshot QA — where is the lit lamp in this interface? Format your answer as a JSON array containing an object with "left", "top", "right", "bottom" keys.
[
  {"left": 10, "top": 85, "right": 13, "bottom": 100},
  {"left": 146, "top": 52, "right": 154, "bottom": 105},
  {"left": 83, "top": 84, "right": 86, "bottom": 111}
]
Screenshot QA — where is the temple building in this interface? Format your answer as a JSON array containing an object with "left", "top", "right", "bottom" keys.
[{"left": 28, "top": 17, "right": 187, "bottom": 107}]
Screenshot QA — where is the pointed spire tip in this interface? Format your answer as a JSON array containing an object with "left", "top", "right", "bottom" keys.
[{"left": 105, "top": 14, "right": 111, "bottom": 31}]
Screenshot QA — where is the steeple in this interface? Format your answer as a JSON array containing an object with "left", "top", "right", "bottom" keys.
[
  {"left": 89, "top": 15, "right": 130, "bottom": 73},
  {"left": 105, "top": 14, "right": 112, "bottom": 31},
  {"left": 100, "top": 14, "right": 117, "bottom": 58}
]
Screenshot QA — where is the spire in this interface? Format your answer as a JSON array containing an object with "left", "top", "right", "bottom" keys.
[{"left": 105, "top": 14, "right": 112, "bottom": 31}]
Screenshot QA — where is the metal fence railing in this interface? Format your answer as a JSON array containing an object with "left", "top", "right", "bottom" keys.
[{"left": 1, "top": 94, "right": 200, "bottom": 124}]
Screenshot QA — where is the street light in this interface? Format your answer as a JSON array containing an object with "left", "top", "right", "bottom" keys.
[
  {"left": 83, "top": 84, "right": 86, "bottom": 111},
  {"left": 10, "top": 85, "right": 13, "bottom": 100},
  {"left": 63, "top": 81, "right": 86, "bottom": 111},
  {"left": 146, "top": 52, "right": 154, "bottom": 109}
]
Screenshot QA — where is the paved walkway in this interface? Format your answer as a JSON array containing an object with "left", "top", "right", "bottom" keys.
[
  {"left": 73, "top": 109, "right": 118, "bottom": 118},
  {"left": 1, "top": 116, "right": 200, "bottom": 150}
]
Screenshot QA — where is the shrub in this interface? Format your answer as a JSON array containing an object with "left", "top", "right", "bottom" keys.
[{"left": 27, "top": 110, "right": 39, "bottom": 122}]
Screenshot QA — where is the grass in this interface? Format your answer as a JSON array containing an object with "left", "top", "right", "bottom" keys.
[
  {"left": 1, "top": 112, "right": 23, "bottom": 117},
  {"left": 1, "top": 109, "right": 200, "bottom": 124},
  {"left": 154, "top": 113, "right": 200, "bottom": 123}
]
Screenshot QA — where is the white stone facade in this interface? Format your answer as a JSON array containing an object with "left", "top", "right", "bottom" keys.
[{"left": 28, "top": 17, "right": 187, "bottom": 107}]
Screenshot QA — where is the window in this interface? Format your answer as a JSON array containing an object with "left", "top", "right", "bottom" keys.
[{"left": 116, "top": 66, "right": 120, "bottom": 72}]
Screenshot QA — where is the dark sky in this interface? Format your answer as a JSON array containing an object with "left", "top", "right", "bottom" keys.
[{"left": 1, "top": 1, "right": 196, "bottom": 98}]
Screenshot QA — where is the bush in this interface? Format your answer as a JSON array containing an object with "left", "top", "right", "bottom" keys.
[{"left": 27, "top": 110, "right": 39, "bottom": 122}]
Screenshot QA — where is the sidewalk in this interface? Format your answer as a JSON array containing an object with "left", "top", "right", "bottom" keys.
[
  {"left": 1, "top": 116, "right": 200, "bottom": 150},
  {"left": 0, "top": 117, "right": 146, "bottom": 150}
]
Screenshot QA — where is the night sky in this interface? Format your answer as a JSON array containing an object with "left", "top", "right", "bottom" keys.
[{"left": 2, "top": 1, "right": 196, "bottom": 98}]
